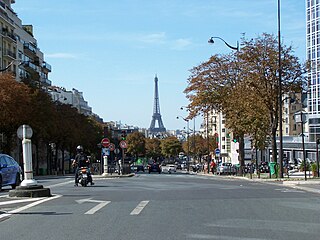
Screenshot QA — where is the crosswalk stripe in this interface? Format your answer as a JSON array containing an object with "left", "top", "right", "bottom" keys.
[{"left": 130, "top": 200, "right": 149, "bottom": 215}]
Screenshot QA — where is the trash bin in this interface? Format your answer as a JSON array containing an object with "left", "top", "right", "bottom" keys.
[{"left": 269, "top": 162, "right": 277, "bottom": 175}]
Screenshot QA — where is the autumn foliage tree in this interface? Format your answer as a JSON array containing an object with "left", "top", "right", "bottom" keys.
[
  {"left": 0, "top": 73, "right": 103, "bottom": 174},
  {"left": 126, "top": 132, "right": 146, "bottom": 159},
  {"left": 0, "top": 73, "right": 31, "bottom": 153},
  {"left": 184, "top": 33, "right": 307, "bottom": 168},
  {"left": 145, "top": 137, "right": 162, "bottom": 161}
]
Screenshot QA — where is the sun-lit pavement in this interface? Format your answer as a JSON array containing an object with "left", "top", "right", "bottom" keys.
[{"left": 192, "top": 170, "right": 320, "bottom": 194}]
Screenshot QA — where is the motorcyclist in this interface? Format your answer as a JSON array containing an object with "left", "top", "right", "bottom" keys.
[{"left": 73, "top": 145, "right": 94, "bottom": 186}]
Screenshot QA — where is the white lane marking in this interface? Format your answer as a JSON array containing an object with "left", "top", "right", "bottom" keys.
[
  {"left": 0, "top": 197, "right": 44, "bottom": 206},
  {"left": 76, "top": 198, "right": 111, "bottom": 215},
  {"left": 85, "top": 201, "right": 110, "bottom": 215},
  {"left": 46, "top": 180, "right": 74, "bottom": 188},
  {"left": 130, "top": 200, "right": 149, "bottom": 215},
  {"left": 0, "top": 194, "right": 62, "bottom": 220}
]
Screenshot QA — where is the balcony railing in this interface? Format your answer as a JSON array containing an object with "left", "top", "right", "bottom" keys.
[
  {"left": 23, "top": 61, "right": 38, "bottom": 72},
  {"left": 3, "top": 49, "right": 16, "bottom": 59},
  {"left": 23, "top": 43, "right": 37, "bottom": 54},
  {"left": 2, "top": 29, "right": 16, "bottom": 42},
  {"left": 42, "top": 61, "right": 52, "bottom": 72},
  {"left": 40, "top": 76, "right": 52, "bottom": 86}
]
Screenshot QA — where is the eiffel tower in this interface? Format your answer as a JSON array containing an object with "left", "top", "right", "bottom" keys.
[{"left": 149, "top": 75, "right": 166, "bottom": 134}]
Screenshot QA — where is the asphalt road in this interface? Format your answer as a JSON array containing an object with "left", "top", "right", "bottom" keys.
[{"left": 0, "top": 173, "right": 320, "bottom": 240}]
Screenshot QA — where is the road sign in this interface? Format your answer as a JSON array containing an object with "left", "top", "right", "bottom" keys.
[
  {"left": 109, "top": 143, "right": 115, "bottom": 151},
  {"left": 119, "top": 140, "right": 127, "bottom": 149},
  {"left": 101, "top": 138, "right": 110, "bottom": 148},
  {"left": 114, "top": 148, "right": 120, "bottom": 155},
  {"left": 215, "top": 148, "right": 220, "bottom": 155}
]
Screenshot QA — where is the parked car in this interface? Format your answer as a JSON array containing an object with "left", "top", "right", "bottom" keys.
[
  {"left": 0, "top": 154, "right": 22, "bottom": 191},
  {"left": 136, "top": 165, "right": 145, "bottom": 172},
  {"left": 161, "top": 164, "right": 176, "bottom": 174},
  {"left": 148, "top": 162, "right": 161, "bottom": 174},
  {"left": 217, "top": 162, "right": 236, "bottom": 175}
]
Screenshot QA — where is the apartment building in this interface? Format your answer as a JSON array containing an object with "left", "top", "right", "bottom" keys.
[
  {"left": 200, "top": 109, "right": 237, "bottom": 164},
  {"left": 306, "top": 0, "right": 320, "bottom": 142},
  {"left": 47, "top": 86, "right": 93, "bottom": 116},
  {"left": 0, "top": 0, "right": 51, "bottom": 88}
]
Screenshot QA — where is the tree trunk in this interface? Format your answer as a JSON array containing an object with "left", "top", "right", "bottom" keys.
[
  {"left": 271, "top": 127, "right": 277, "bottom": 163},
  {"left": 61, "top": 149, "right": 65, "bottom": 175},
  {"left": 238, "top": 134, "right": 245, "bottom": 174}
]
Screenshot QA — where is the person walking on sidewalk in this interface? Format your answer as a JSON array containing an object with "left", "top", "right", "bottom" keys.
[{"left": 210, "top": 161, "right": 216, "bottom": 174}]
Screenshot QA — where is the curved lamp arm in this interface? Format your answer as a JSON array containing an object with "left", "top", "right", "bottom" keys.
[{"left": 208, "top": 36, "right": 239, "bottom": 51}]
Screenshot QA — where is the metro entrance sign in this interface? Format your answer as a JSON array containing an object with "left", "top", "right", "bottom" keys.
[{"left": 101, "top": 138, "right": 110, "bottom": 148}]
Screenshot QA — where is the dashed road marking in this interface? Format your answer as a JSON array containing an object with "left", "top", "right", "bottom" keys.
[
  {"left": 130, "top": 200, "right": 149, "bottom": 215},
  {"left": 47, "top": 180, "right": 74, "bottom": 188}
]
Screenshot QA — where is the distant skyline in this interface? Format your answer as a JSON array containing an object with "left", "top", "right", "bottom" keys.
[{"left": 13, "top": 0, "right": 306, "bottom": 130}]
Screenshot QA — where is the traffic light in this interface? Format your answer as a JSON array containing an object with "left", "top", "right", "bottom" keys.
[
  {"left": 103, "top": 126, "right": 109, "bottom": 137},
  {"left": 121, "top": 130, "right": 127, "bottom": 140},
  {"left": 233, "top": 138, "right": 238, "bottom": 143}
]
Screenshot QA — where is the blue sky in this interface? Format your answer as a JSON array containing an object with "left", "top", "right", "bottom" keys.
[{"left": 13, "top": 0, "right": 306, "bottom": 130}]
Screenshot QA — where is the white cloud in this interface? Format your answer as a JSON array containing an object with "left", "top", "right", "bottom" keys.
[
  {"left": 171, "top": 38, "right": 192, "bottom": 50},
  {"left": 138, "top": 32, "right": 167, "bottom": 44}
]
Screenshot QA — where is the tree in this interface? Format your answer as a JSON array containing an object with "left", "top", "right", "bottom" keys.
[
  {"left": 145, "top": 137, "right": 162, "bottom": 160},
  {"left": 184, "top": 33, "right": 307, "bottom": 168},
  {"left": 160, "top": 136, "right": 182, "bottom": 159},
  {"left": 238, "top": 33, "right": 307, "bottom": 164},
  {"left": 126, "top": 132, "right": 146, "bottom": 158},
  {"left": 0, "top": 73, "right": 31, "bottom": 153}
]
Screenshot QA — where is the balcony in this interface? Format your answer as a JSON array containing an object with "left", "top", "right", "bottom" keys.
[
  {"left": 3, "top": 49, "right": 16, "bottom": 59},
  {"left": 42, "top": 61, "right": 52, "bottom": 72},
  {"left": 40, "top": 76, "right": 52, "bottom": 86},
  {"left": 2, "top": 28, "right": 16, "bottom": 42},
  {"left": 23, "top": 61, "right": 38, "bottom": 73},
  {"left": 23, "top": 43, "right": 37, "bottom": 56}
]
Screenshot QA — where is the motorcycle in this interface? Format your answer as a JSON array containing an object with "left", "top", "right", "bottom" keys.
[{"left": 77, "top": 167, "right": 89, "bottom": 187}]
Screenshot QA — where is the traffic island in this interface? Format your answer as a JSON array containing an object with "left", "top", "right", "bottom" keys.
[{"left": 9, "top": 185, "right": 51, "bottom": 198}]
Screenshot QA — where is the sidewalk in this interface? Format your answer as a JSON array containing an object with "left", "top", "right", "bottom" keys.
[{"left": 194, "top": 171, "right": 320, "bottom": 195}]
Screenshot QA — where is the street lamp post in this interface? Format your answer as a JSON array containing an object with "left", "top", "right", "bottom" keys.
[
  {"left": 177, "top": 116, "right": 189, "bottom": 171},
  {"left": 208, "top": 37, "right": 239, "bottom": 51},
  {"left": 316, "top": 139, "right": 320, "bottom": 177},
  {"left": 208, "top": 35, "right": 239, "bottom": 171},
  {"left": 180, "top": 106, "right": 196, "bottom": 166},
  {"left": 0, "top": 60, "right": 24, "bottom": 72},
  {"left": 278, "top": 0, "right": 284, "bottom": 179},
  {"left": 294, "top": 111, "right": 307, "bottom": 181}
]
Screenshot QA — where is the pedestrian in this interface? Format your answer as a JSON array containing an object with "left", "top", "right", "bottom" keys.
[{"left": 210, "top": 161, "right": 216, "bottom": 174}]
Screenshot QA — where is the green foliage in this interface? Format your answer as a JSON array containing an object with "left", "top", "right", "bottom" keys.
[
  {"left": 145, "top": 138, "right": 162, "bottom": 160},
  {"left": 126, "top": 132, "right": 146, "bottom": 157},
  {"left": 299, "top": 161, "right": 311, "bottom": 171},
  {"left": 160, "top": 136, "right": 182, "bottom": 158},
  {"left": 311, "top": 162, "right": 318, "bottom": 173}
]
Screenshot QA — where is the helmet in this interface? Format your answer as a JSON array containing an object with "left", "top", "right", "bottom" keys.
[{"left": 76, "top": 145, "right": 83, "bottom": 152}]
